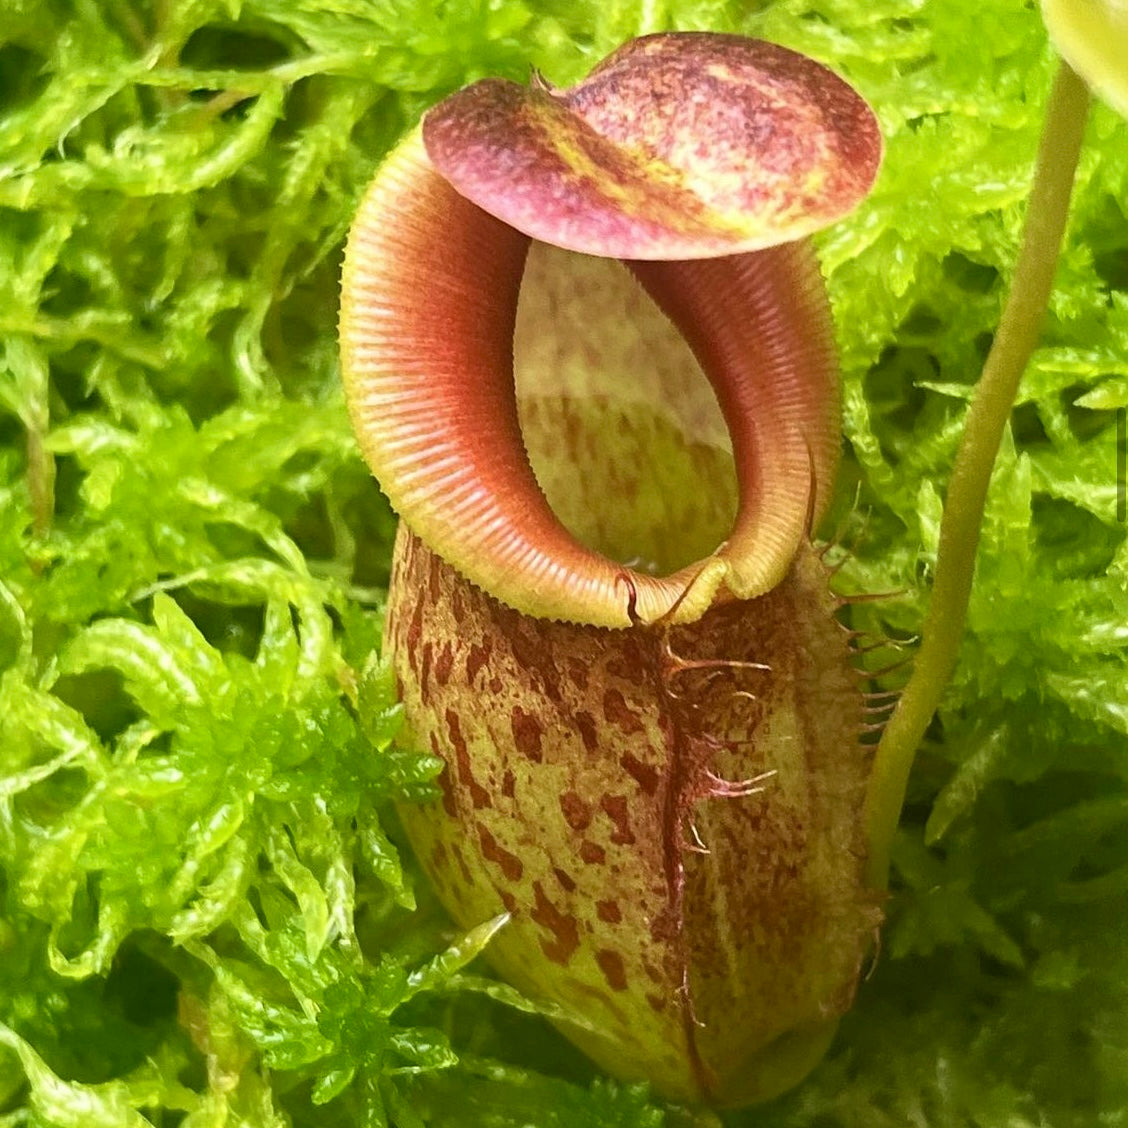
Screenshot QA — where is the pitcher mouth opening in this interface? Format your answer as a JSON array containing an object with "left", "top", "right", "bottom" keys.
[{"left": 513, "top": 242, "right": 739, "bottom": 580}]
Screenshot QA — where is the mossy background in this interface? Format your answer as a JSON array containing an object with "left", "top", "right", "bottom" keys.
[{"left": 1, "top": 1, "right": 1127, "bottom": 1125}]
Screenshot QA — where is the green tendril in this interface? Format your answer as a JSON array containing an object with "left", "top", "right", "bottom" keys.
[{"left": 864, "top": 61, "right": 1093, "bottom": 889}]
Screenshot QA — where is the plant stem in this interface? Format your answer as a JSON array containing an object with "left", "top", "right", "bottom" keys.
[
  {"left": 863, "top": 61, "right": 1092, "bottom": 890},
  {"left": 26, "top": 425, "right": 55, "bottom": 540}
]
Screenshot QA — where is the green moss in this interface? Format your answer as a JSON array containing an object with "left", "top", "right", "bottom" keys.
[{"left": 1, "top": 0, "right": 1126, "bottom": 1124}]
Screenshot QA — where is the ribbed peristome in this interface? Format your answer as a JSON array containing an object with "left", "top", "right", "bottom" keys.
[{"left": 339, "top": 130, "right": 841, "bottom": 626}]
